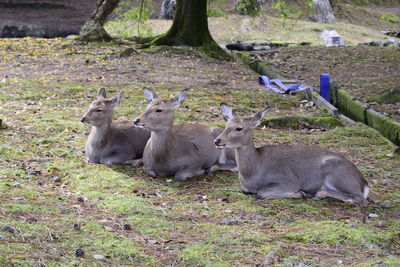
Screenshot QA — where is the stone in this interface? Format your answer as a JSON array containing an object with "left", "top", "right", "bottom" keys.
[
  {"left": 377, "top": 221, "right": 387, "bottom": 228},
  {"left": 93, "top": 254, "right": 106, "bottom": 261},
  {"left": 123, "top": 224, "right": 132, "bottom": 230},
  {"left": 0, "top": 235, "right": 4, "bottom": 241},
  {"left": 380, "top": 179, "right": 389, "bottom": 186},
  {"left": 0, "top": 0, "right": 97, "bottom": 38},
  {"left": 380, "top": 203, "right": 390, "bottom": 209},
  {"left": 73, "top": 223, "right": 81, "bottom": 231},
  {"left": 221, "top": 218, "right": 239, "bottom": 225},
  {"left": 320, "top": 30, "right": 345, "bottom": 47},
  {"left": 75, "top": 248, "right": 85, "bottom": 257},
  {"left": 368, "top": 213, "right": 379, "bottom": 218},
  {"left": 335, "top": 243, "right": 344, "bottom": 249},
  {"left": 2, "top": 225, "right": 15, "bottom": 234},
  {"left": 160, "top": 0, "right": 176, "bottom": 19}
]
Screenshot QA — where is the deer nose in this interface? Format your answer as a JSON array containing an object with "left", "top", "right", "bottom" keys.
[
  {"left": 214, "top": 139, "right": 221, "bottom": 146},
  {"left": 133, "top": 118, "right": 140, "bottom": 125},
  {"left": 80, "top": 117, "right": 86, "bottom": 123}
]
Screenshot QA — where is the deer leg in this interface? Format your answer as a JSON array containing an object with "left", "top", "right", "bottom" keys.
[
  {"left": 207, "top": 163, "right": 238, "bottom": 174},
  {"left": 315, "top": 189, "right": 364, "bottom": 205},
  {"left": 256, "top": 184, "right": 303, "bottom": 200},
  {"left": 175, "top": 169, "right": 205, "bottom": 181},
  {"left": 131, "top": 159, "right": 143, "bottom": 167}
]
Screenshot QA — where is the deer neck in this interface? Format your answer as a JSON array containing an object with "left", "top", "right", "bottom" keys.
[
  {"left": 89, "top": 123, "right": 111, "bottom": 147},
  {"left": 149, "top": 128, "right": 174, "bottom": 155},
  {"left": 235, "top": 141, "right": 259, "bottom": 177}
]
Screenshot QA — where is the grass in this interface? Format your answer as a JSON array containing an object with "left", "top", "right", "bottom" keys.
[{"left": 0, "top": 35, "right": 399, "bottom": 266}]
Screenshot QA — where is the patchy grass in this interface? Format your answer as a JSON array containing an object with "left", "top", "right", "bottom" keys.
[
  {"left": 128, "top": 14, "right": 390, "bottom": 46},
  {"left": 0, "top": 38, "right": 399, "bottom": 266}
]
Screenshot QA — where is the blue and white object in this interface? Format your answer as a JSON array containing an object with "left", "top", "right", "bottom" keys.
[
  {"left": 320, "top": 73, "right": 330, "bottom": 102},
  {"left": 258, "top": 75, "right": 307, "bottom": 94}
]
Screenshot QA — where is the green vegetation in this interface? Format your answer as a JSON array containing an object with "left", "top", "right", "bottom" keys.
[
  {"left": 380, "top": 12, "right": 400, "bottom": 24},
  {"left": 0, "top": 19, "right": 399, "bottom": 266},
  {"left": 106, "top": 0, "right": 153, "bottom": 37}
]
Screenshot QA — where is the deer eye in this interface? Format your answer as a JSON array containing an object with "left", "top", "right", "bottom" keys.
[
  {"left": 236, "top": 127, "right": 243, "bottom": 132},
  {"left": 155, "top": 109, "right": 163, "bottom": 113},
  {"left": 95, "top": 109, "right": 103, "bottom": 112}
]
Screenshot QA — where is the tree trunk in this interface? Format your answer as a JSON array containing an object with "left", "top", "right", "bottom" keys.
[
  {"left": 79, "top": 0, "right": 120, "bottom": 42},
  {"left": 310, "top": 0, "right": 335, "bottom": 23},
  {"left": 152, "top": 0, "right": 226, "bottom": 57}
]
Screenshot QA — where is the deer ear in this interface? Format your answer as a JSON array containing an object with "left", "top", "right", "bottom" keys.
[
  {"left": 220, "top": 103, "right": 236, "bottom": 122},
  {"left": 107, "top": 92, "right": 124, "bottom": 108},
  {"left": 97, "top": 88, "right": 106, "bottom": 99},
  {"left": 143, "top": 88, "right": 157, "bottom": 102},
  {"left": 170, "top": 88, "right": 188, "bottom": 108},
  {"left": 249, "top": 107, "right": 268, "bottom": 127}
]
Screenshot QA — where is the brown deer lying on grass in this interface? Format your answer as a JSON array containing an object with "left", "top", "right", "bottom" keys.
[
  {"left": 214, "top": 104, "right": 369, "bottom": 206},
  {"left": 133, "top": 88, "right": 236, "bottom": 180},
  {"left": 81, "top": 88, "right": 150, "bottom": 165}
]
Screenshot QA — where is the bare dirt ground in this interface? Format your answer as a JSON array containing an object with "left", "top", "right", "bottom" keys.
[{"left": 0, "top": 38, "right": 399, "bottom": 266}]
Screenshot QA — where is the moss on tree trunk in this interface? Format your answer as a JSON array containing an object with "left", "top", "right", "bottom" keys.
[{"left": 151, "top": 0, "right": 228, "bottom": 58}]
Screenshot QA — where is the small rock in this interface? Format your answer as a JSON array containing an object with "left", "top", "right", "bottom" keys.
[
  {"left": 380, "top": 179, "right": 389, "bottom": 186},
  {"left": 0, "top": 235, "right": 5, "bottom": 241},
  {"left": 386, "top": 153, "right": 394, "bottom": 158},
  {"left": 380, "top": 203, "right": 390, "bottom": 209},
  {"left": 77, "top": 196, "right": 85, "bottom": 202},
  {"left": 123, "top": 224, "right": 132, "bottom": 230},
  {"left": 2, "top": 225, "right": 15, "bottom": 233},
  {"left": 75, "top": 248, "right": 85, "bottom": 257},
  {"left": 335, "top": 243, "right": 344, "bottom": 249},
  {"left": 11, "top": 183, "right": 22, "bottom": 188},
  {"left": 221, "top": 218, "right": 239, "bottom": 225},
  {"left": 26, "top": 217, "right": 38, "bottom": 223},
  {"left": 93, "top": 254, "right": 106, "bottom": 261},
  {"left": 73, "top": 223, "right": 81, "bottom": 231},
  {"left": 377, "top": 221, "right": 387, "bottom": 228},
  {"left": 368, "top": 213, "right": 379, "bottom": 218},
  {"left": 337, "top": 260, "right": 343, "bottom": 265},
  {"left": 98, "top": 196, "right": 104, "bottom": 200},
  {"left": 53, "top": 176, "right": 62, "bottom": 183}
]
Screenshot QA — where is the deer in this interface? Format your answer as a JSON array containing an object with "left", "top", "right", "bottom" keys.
[
  {"left": 81, "top": 88, "right": 150, "bottom": 165},
  {"left": 133, "top": 88, "right": 236, "bottom": 180},
  {"left": 214, "top": 104, "right": 369, "bottom": 206}
]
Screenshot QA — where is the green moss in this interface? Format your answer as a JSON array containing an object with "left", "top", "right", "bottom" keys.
[
  {"left": 337, "top": 90, "right": 367, "bottom": 123},
  {"left": 235, "top": 51, "right": 285, "bottom": 79},
  {"left": 366, "top": 109, "right": 400, "bottom": 145}
]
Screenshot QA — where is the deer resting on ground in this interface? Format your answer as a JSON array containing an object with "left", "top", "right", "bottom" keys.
[
  {"left": 214, "top": 104, "right": 369, "bottom": 206},
  {"left": 133, "top": 88, "right": 236, "bottom": 180},
  {"left": 81, "top": 88, "right": 150, "bottom": 165}
]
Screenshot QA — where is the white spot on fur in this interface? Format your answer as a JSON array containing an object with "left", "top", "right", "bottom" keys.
[
  {"left": 363, "top": 185, "right": 369, "bottom": 199},
  {"left": 321, "top": 155, "right": 339, "bottom": 164},
  {"left": 219, "top": 150, "right": 228, "bottom": 164}
]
